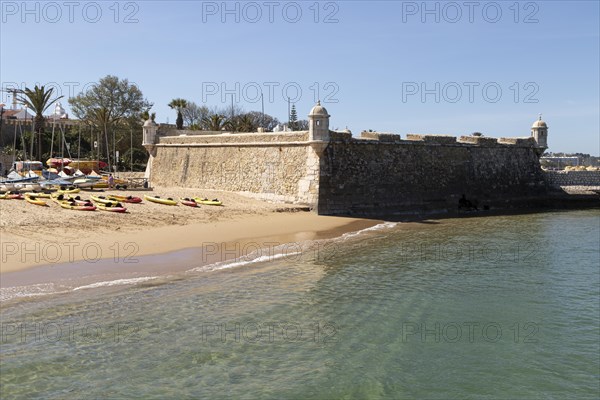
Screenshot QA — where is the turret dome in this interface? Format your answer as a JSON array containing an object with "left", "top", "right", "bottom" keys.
[
  {"left": 144, "top": 118, "right": 157, "bottom": 127},
  {"left": 532, "top": 115, "right": 547, "bottom": 128},
  {"left": 309, "top": 101, "right": 329, "bottom": 117}
]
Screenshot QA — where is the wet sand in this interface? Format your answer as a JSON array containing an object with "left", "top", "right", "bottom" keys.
[{"left": 0, "top": 187, "right": 381, "bottom": 286}]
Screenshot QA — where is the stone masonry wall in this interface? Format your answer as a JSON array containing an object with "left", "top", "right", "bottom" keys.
[
  {"left": 318, "top": 139, "right": 547, "bottom": 215},
  {"left": 148, "top": 128, "right": 549, "bottom": 215},
  {"left": 150, "top": 137, "right": 313, "bottom": 204},
  {"left": 544, "top": 170, "right": 600, "bottom": 187}
]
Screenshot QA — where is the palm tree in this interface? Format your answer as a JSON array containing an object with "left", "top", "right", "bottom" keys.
[
  {"left": 202, "top": 114, "right": 228, "bottom": 132},
  {"left": 168, "top": 98, "right": 187, "bottom": 130},
  {"left": 140, "top": 110, "right": 156, "bottom": 122},
  {"left": 236, "top": 114, "right": 257, "bottom": 133},
  {"left": 16, "top": 85, "right": 63, "bottom": 160}
]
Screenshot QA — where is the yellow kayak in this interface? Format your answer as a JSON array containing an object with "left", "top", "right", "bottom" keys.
[
  {"left": 193, "top": 197, "right": 223, "bottom": 206},
  {"left": 60, "top": 202, "right": 97, "bottom": 211},
  {"left": 144, "top": 195, "right": 178, "bottom": 206},
  {"left": 25, "top": 196, "right": 48, "bottom": 206},
  {"left": 57, "top": 187, "right": 80, "bottom": 195},
  {"left": 90, "top": 195, "right": 115, "bottom": 204},
  {"left": 24, "top": 192, "right": 52, "bottom": 198},
  {"left": 97, "top": 203, "right": 128, "bottom": 213}
]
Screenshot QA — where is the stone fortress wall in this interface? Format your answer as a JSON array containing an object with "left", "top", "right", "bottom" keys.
[
  {"left": 143, "top": 104, "right": 563, "bottom": 215},
  {"left": 149, "top": 132, "right": 318, "bottom": 204},
  {"left": 318, "top": 132, "right": 546, "bottom": 215},
  {"left": 544, "top": 170, "right": 600, "bottom": 187}
]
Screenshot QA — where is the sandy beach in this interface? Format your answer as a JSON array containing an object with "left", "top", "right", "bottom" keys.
[{"left": 0, "top": 187, "right": 380, "bottom": 276}]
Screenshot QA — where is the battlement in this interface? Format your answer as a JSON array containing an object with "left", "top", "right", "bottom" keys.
[
  {"left": 457, "top": 136, "right": 499, "bottom": 146},
  {"left": 406, "top": 134, "right": 457, "bottom": 144},
  {"left": 497, "top": 137, "right": 536, "bottom": 146},
  {"left": 359, "top": 131, "right": 401, "bottom": 142}
]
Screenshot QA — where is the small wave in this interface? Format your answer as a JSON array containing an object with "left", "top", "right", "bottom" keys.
[
  {"left": 72, "top": 277, "right": 158, "bottom": 291},
  {"left": 340, "top": 221, "right": 399, "bottom": 240},
  {"left": 0, "top": 283, "right": 70, "bottom": 302},
  {"left": 190, "top": 251, "right": 302, "bottom": 273}
]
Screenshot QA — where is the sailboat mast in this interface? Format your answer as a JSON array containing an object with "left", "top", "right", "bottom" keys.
[
  {"left": 77, "top": 122, "right": 81, "bottom": 162},
  {"left": 11, "top": 121, "right": 17, "bottom": 168},
  {"left": 60, "top": 123, "right": 64, "bottom": 172},
  {"left": 50, "top": 118, "right": 56, "bottom": 158}
]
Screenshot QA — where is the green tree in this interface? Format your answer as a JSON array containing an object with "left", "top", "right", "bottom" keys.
[
  {"left": 168, "top": 98, "right": 188, "bottom": 130},
  {"left": 69, "top": 75, "right": 152, "bottom": 169},
  {"left": 245, "top": 111, "right": 280, "bottom": 131},
  {"left": 236, "top": 114, "right": 257, "bottom": 132},
  {"left": 141, "top": 110, "right": 156, "bottom": 122},
  {"left": 202, "top": 114, "right": 228, "bottom": 131},
  {"left": 16, "top": 85, "right": 64, "bottom": 160},
  {"left": 289, "top": 104, "right": 298, "bottom": 131}
]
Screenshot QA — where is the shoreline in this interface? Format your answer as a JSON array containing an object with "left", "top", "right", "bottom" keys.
[
  {"left": 0, "top": 211, "right": 382, "bottom": 289},
  {"left": 1, "top": 186, "right": 598, "bottom": 293}
]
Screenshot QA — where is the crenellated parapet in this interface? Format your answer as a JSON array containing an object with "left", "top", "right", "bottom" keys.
[
  {"left": 406, "top": 134, "right": 457, "bottom": 144},
  {"left": 497, "top": 137, "right": 536, "bottom": 147},
  {"left": 360, "top": 131, "right": 401, "bottom": 142}
]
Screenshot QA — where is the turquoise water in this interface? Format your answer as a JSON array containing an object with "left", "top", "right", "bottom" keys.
[{"left": 1, "top": 210, "right": 599, "bottom": 399}]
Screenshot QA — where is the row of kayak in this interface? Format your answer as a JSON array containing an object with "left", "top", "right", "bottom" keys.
[
  {"left": 2, "top": 191, "right": 223, "bottom": 210},
  {"left": 143, "top": 195, "right": 222, "bottom": 207}
]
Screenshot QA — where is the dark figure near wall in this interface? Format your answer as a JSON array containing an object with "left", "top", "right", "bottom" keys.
[{"left": 458, "top": 194, "right": 479, "bottom": 211}]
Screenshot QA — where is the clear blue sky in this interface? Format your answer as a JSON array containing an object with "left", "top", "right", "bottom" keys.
[{"left": 1, "top": 0, "right": 599, "bottom": 154}]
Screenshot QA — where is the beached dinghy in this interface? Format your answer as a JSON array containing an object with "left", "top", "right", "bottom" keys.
[
  {"left": 144, "top": 195, "right": 177, "bottom": 206},
  {"left": 107, "top": 194, "right": 143, "bottom": 203},
  {"left": 0, "top": 175, "right": 39, "bottom": 191},
  {"left": 180, "top": 198, "right": 199, "bottom": 207},
  {"left": 193, "top": 197, "right": 223, "bottom": 206},
  {"left": 73, "top": 177, "right": 98, "bottom": 188}
]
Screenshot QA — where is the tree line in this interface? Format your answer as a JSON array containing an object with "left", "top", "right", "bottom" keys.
[
  {"left": 3, "top": 74, "right": 310, "bottom": 172},
  {"left": 167, "top": 98, "right": 308, "bottom": 132}
]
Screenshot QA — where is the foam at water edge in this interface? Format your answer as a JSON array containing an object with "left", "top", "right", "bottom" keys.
[
  {"left": 72, "top": 277, "right": 158, "bottom": 291},
  {"left": 0, "top": 283, "right": 70, "bottom": 302},
  {"left": 340, "top": 221, "right": 399, "bottom": 240},
  {"left": 190, "top": 251, "right": 302, "bottom": 273}
]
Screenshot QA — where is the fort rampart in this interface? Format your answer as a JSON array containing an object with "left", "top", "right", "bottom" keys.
[{"left": 146, "top": 126, "right": 549, "bottom": 215}]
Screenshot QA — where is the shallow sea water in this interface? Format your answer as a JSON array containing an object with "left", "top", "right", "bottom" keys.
[{"left": 1, "top": 210, "right": 599, "bottom": 399}]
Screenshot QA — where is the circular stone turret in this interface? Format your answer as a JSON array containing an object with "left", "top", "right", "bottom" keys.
[
  {"left": 308, "top": 101, "right": 331, "bottom": 142},
  {"left": 530, "top": 114, "right": 548, "bottom": 155},
  {"left": 309, "top": 100, "right": 330, "bottom": 117},
  {"left": 144, "top": 118, "right": 157, "bottom": 127}
]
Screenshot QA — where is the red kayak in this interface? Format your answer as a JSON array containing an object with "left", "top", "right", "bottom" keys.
[
  {"left": 46, "top": 158, "right": 72, "bottom": 168},
  {"left": 180, "top": 198, "right": 198, "bottom": 207},
  {"left": 107, "top": 195, "right": 142, "bottom": 204}
]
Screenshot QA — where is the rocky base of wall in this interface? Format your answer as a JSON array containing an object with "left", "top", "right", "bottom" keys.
[
  {"left": 324, "top": 192, "right": 599, "bottom": 218},
  {"left": 544, "top": 170, "right": 600, "bottom": 187}
]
